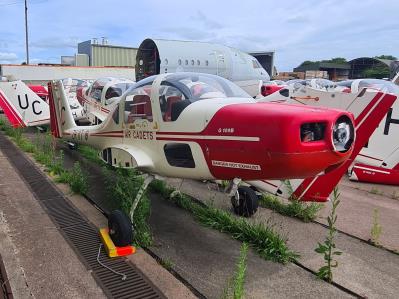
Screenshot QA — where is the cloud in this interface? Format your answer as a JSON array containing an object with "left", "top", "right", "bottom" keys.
[
  {"left": 162, "top": 27, "right": 216, "bottom": 40},
  {"left": 30, "top": 37, "right": 79, "bottom": 49},
  {"left": 286, "top": 15, "right": 309, "bottom": 24},
  {"left": 191, "top": 11, "right": 224, "bottom": 30},
  {"left": 0, "top": 52, "right": 18, "bottom": 62}
]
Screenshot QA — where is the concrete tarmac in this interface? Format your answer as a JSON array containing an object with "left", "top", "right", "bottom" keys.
[
  {"left": 319, "top": 177, "right": 399, "bottom": 251},
  {"left": 0, "top": 148, "right": 106, "bottom": 298},
  {"left": 165, "top": 178, "right": 399, "bottom": 298},
  {"left": 0, "top": 140, "right": 196, "bottom": 299},
  {"left": 149, "top": 193, "right": 353, "bottom": 299}
]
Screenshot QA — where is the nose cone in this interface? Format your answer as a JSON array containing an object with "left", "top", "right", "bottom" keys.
[{"left": 204, "top": 102, "right": 355, "bottom": 180}]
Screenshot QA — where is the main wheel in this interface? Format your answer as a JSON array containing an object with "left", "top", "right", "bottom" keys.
[
  {"left": 231, "top": 186, "right": 259, "bottom": 217},
  {"left": 108, "top": 210, "right": 133, "bottom": 247}
]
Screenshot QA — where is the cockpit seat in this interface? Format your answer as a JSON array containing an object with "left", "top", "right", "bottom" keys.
[
  {"left": 163, "top": 96, "right": 181, "bottom": 121},
  {"left": 127, "top": 94, "right": 152, "bottom": 122},
  {"left": 171, "top": 100, "right": 191, "bottom": 121},
  {"left": 105, "top": 87, "right": 121, "bottom": 99}
]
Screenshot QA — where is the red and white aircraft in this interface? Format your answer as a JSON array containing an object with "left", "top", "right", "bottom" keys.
[
  {"left": 0, "top": 80, "right": 86, "bottom": 128},
  {"left": 48, "top": 72, "right": 357, "bottom": 244},
  {"left": 254, "top": 80, "right": 397, "bottom": 198},
  {"left": 334, "top": 79, "right": 399, "bottom": 185},
  {"left": 76, "top": 77, "right": 135, "bottom": 124}
]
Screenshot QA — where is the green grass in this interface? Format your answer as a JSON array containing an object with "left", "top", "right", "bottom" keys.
[
  {"left": 370, "top": 187, "right": 384, "bottom": 196},
  {"left": 221, "top": 243, "right": 249, "bottom": 299},
  {"left": 0, "top": 122, "right": 89, "bottom": 195},
  {"left": 65, "top": 162, "right": 88, "bottom": 194},
  {"left": 315, "top": 188, "right": 342, "bottom": 283},
  {"left": 233, "top": 242, "right": 249, "bottom": 299},
  {"left": 78, "top": 144, "right": 105, "bottom": 165},
  {"left": 159, "top": 258, "right": 174, "bottom": 271},
  {"left": 151, "top": 180, "right": 298, "bottom": 264},
  {"left": 260, "top": 194, "right": 322, "bottom": 222}
]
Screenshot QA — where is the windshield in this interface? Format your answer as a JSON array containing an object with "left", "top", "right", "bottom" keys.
[{"left": 336, "top": 80, "right": 354, "bottom": 88}]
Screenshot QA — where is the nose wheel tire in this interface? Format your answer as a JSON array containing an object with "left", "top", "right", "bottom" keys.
[
  {"left": 108, "top": 210, "right": 133, "bottom": 247},
  {"left": 231, "top": 186, "right": 259, "bottom": 217}
]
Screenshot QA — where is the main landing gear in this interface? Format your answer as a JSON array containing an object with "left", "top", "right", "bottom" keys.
[
  {"left": 108, "top": 175, "right": 259, "bottom": 246},
  {"left": 227, "top": 178, "right": 259, "bottom": 217},
  {"left": 108, "top": 175, "right": 154, "bottom": 247}
]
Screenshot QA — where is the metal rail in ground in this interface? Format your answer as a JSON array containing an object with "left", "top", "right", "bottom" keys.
[{"left": 0, "top": 133, "right": 165, "bottom": 299}]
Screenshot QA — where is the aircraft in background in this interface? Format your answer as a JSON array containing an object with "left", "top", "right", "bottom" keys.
[
  {"left": 393, "top": 72, "right": 399, "bottom": 85},
  {"left": 135, "top": 38, "right": 270, "bottom": 97},
  {"left": 334, "top": 79, "right": 399, "bottom": 185},
  {"left": 0, "top": 80, "right": 85, "bottom": 128},
  {"left": 254, "top": 80, "right": 397, "bottom": 198},
  {"left": 28, "top": 84, "right": 49, "bottom": 102},
  {"left": 76, "top": 77, "right": 135, "bottom": 124},
  {"left": 49, "top": 72, "right": 355, "bottom": 245}
]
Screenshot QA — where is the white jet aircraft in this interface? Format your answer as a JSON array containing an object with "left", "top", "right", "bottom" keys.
[{"left": 135, "top": 38, "right": 270, "bottom": 97}]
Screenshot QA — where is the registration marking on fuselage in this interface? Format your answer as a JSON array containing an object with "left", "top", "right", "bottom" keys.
[{"left": 211, "top": 160, "right": 261, "bottom": 171}]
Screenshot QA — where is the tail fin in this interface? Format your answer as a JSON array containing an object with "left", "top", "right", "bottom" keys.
[
  {"left": 293, "top": 91, "right": 397, "bottom": 201},
  {"left": 48, "top": 80, "right": 76, "bottom": 138},
  {"left": 0, "top": 80, "right": 50, "bottom": 127}
]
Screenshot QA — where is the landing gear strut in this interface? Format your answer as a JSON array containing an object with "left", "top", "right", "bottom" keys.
[{"left": 108, "top": 175, "right": 154, "bottom": 247}]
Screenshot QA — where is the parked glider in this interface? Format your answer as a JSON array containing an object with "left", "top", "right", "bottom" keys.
[{"left": 48, "top": 72, "right": 356, "bottom": 245}]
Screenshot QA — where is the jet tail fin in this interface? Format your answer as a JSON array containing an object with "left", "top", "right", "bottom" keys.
[
  {"left": 293, "top": 91, "right": 397, "bottom": 201},
  {"left": 48, "top": 80, "right": 76, "bottom": 138},
  {"left": 0, "top": 81, "right": 50, "bottom": 128}
]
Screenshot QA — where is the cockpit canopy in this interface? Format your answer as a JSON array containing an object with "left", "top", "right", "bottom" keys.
[
  {"left": 126, "top": 72, "right": 250, "bottom": 100},
  {"left": 88, "top": 77, "right": 135, "bottom": 102},
  {"left": 121, "top": 73, "right": 251, "bottom": 123}
]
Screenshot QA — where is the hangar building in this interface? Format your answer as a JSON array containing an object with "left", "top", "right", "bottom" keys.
[
  {"left": 348, "top": 57, "right": 399, "bottom": 79},
  {"left": 77, "top": 39, "right": 138, "bottom": 67},
  {"left": 293, "top": 62, "right": 350, "bottom": 81}
]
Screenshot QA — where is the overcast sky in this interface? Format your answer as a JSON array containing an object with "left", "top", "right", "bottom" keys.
[{"left": 0, "top": 0, "right": 398, "bottom": 71}]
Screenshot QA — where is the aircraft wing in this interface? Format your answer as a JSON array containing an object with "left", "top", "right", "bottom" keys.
[
  {"left": 90, "top": 109, "right": 107, "bottom": 123},
  {"left": 99, "top": 144, "right": 154, "bottom": 170}
]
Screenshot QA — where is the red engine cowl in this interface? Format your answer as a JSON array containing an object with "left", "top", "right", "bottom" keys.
[{"left": 202, "top": 102, "right": 355, "bottom": 180}]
